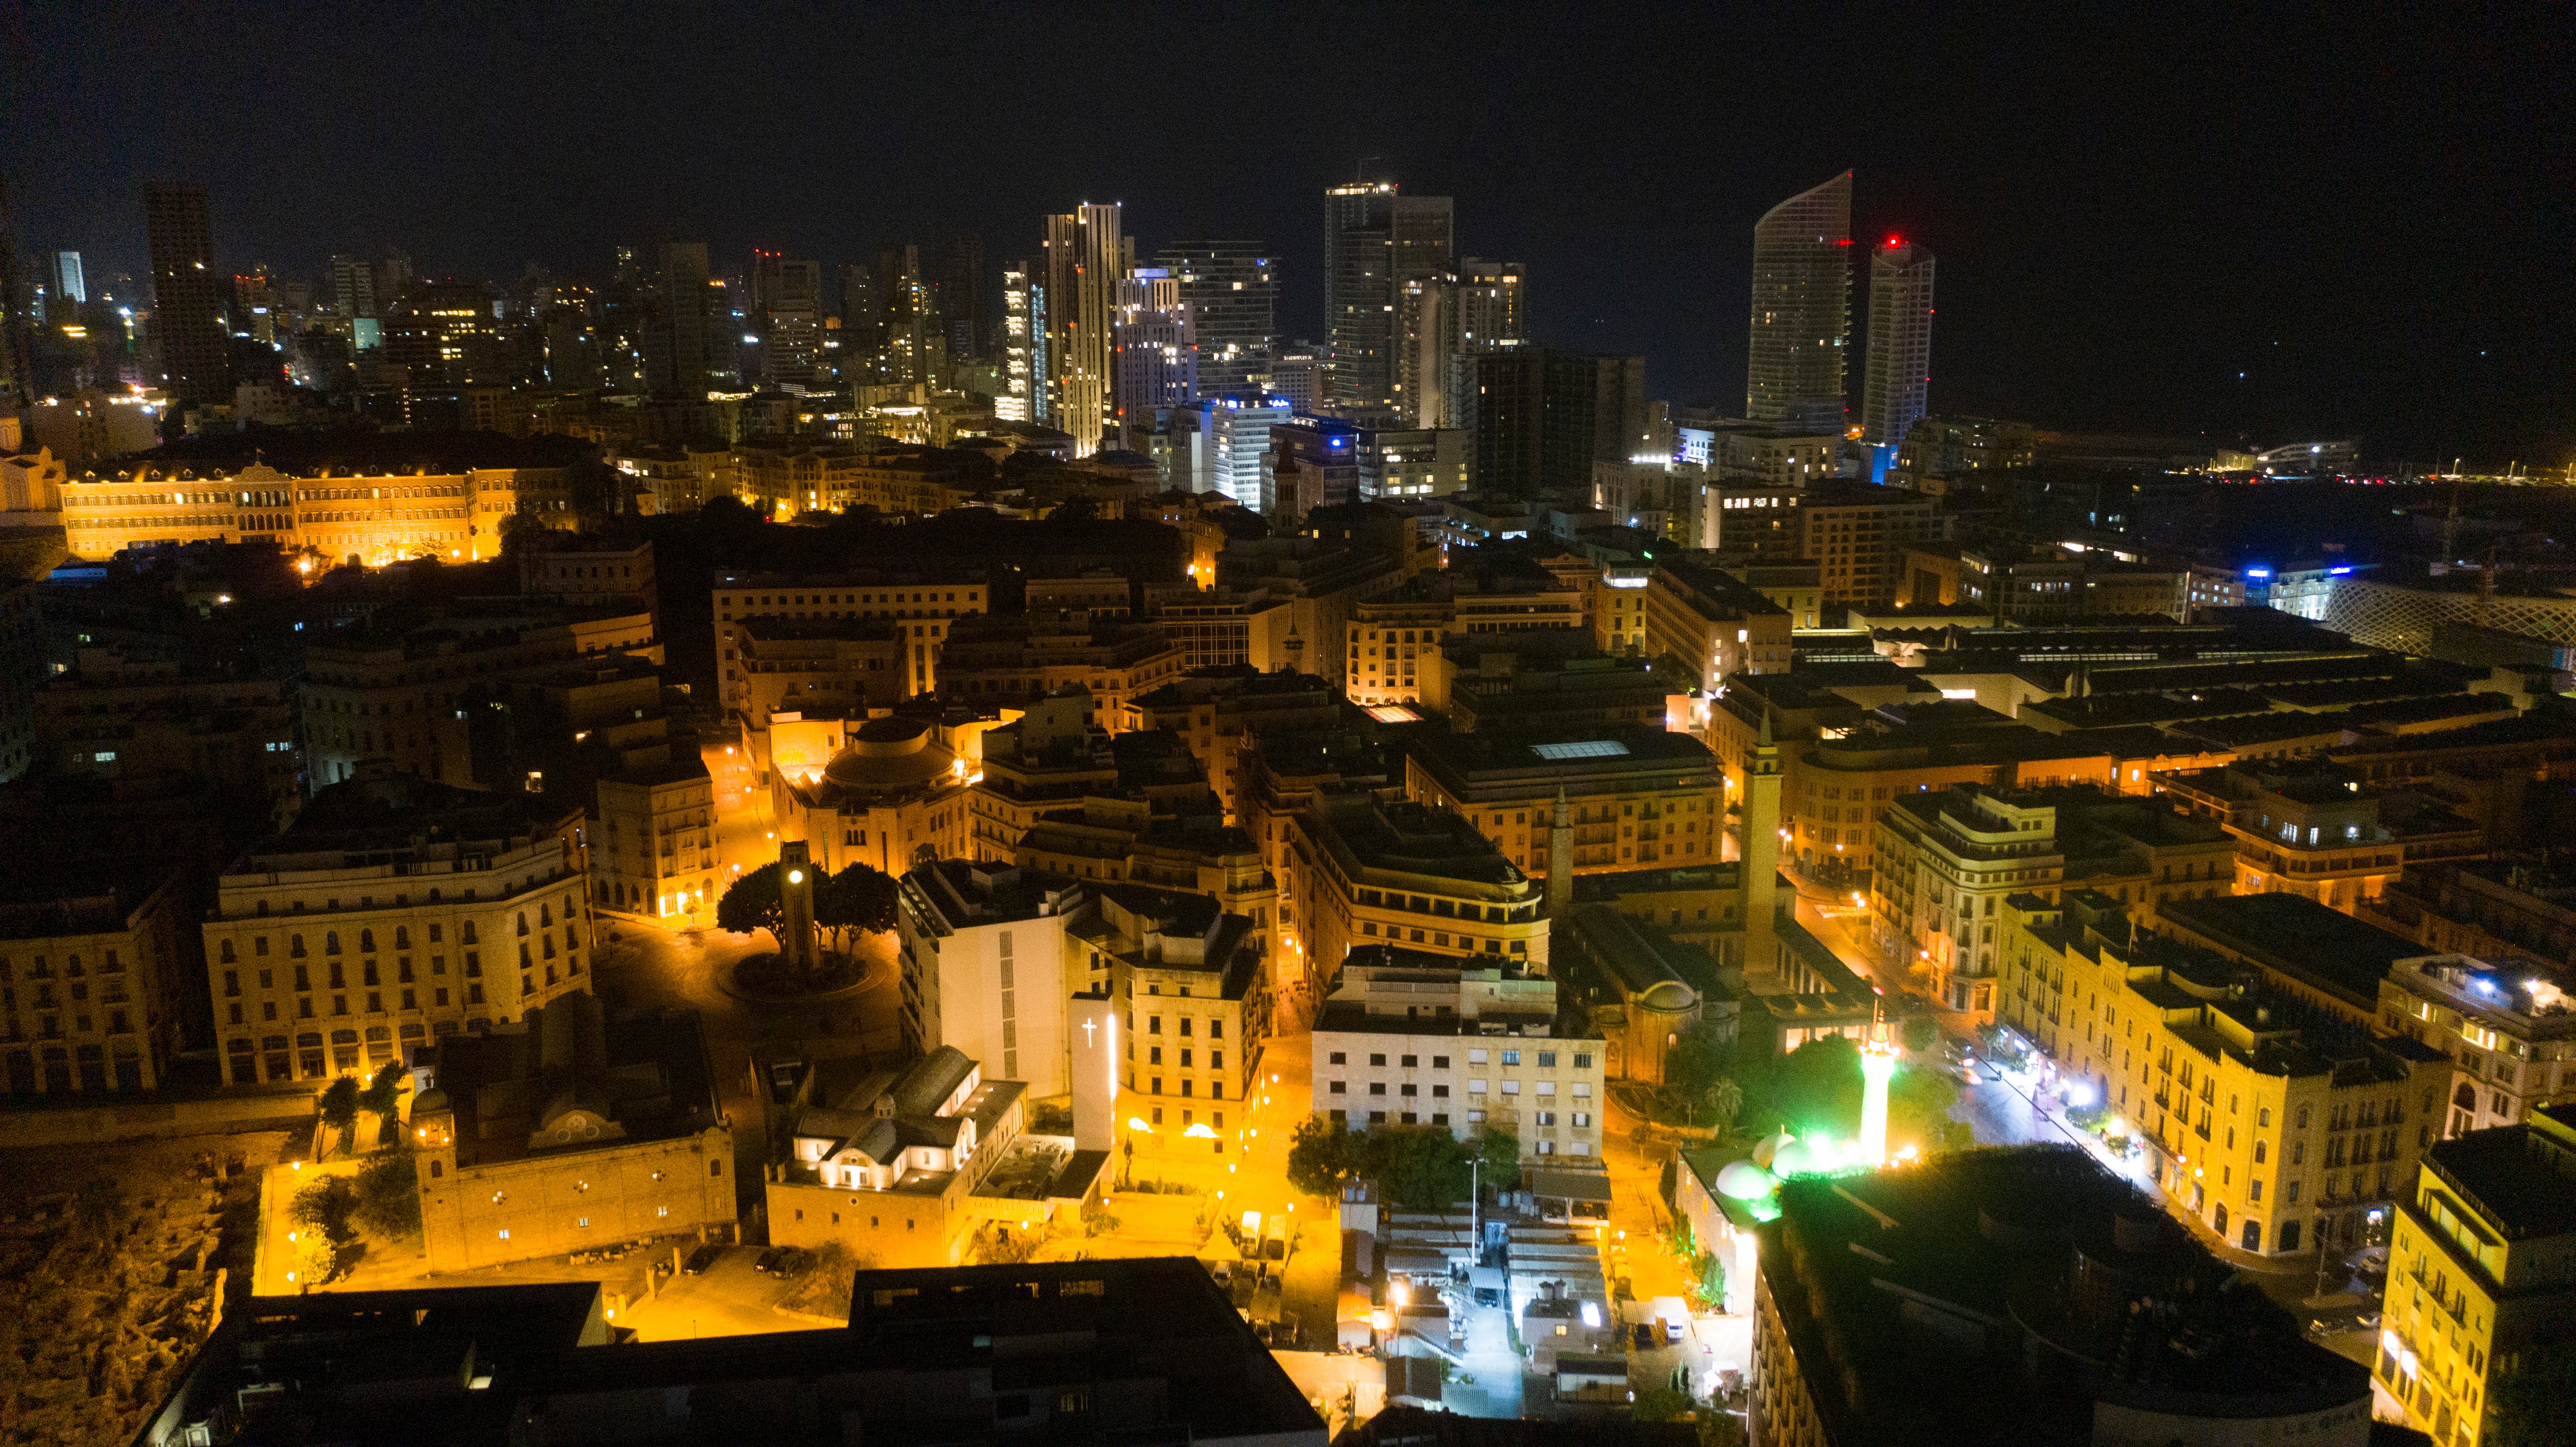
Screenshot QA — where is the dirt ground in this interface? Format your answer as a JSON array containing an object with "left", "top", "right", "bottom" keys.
[{"left": 0, "top": 1130, "right": 289, "bottom": 1447}]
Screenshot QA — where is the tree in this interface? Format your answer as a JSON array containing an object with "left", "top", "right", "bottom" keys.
[
  {"left": 1476, "top": 1126, "right": 1521, "bottom": 1189},
  {"left": 1286, "top": 1115, "right": 1364, "bottom": 1198},
  {"left": 1666, "top": 1020, "right": 1736, "bottom": 1098},
  {"left": 816, "top": 862, "right": 900, "bottom": 955},
  {"left": 2484, "top": 1342, "right": 2576, "bottom": 1447},
  {"left": 561, "top": 456, "right": 626, "bottom": 525},
  {"left": 351, "top": 1149, "right": 421, "bottom": 1240},
  {"left": 360, "top": 1061, "right": 405, "bottom": 1149},
  {"left": 495, "top": 510, "right": 549, "bottom": 559},
  {"left": 319, "top": 1075, "right": 363, "bottom": 1158},
  {"left": 1900, "top": 1014, "right": 1940, "bottom": 1053},
  {"left": 716, "top": 862, "right": 786, "bottom": 950},
  {"left": 1701, "top": 1077, "right": 1746, "bottom": 1135}
]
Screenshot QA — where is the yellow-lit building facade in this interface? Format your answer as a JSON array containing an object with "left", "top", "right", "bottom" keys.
[
  {"left": 58, "top": 459, "right": 571, "bottom": 563},
  {"left": 206, "top": 789, "right": 594, "bottom": 1087},
  {"left": 1999, "top": 892, "right": 2452, "bottom": 1259},
  {"left": 2378, "top": 1105, "right": 2576, "bottom": 1447}
]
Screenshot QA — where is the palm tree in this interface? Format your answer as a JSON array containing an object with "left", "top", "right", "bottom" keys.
[{"left": 1701, "top": 1077, "right": 1745, "bottom": 1135}]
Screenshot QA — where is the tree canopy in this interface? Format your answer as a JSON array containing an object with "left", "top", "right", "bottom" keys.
[
  {"left": 716, "top": 861, "right": 786, "bottom": 949},
  {"left": 318, "top": 1075, "right": 363, "bottom": 1155},
  {"left": 1285, "top": 1116, "right": 1518, "bottom": 1208},
  {"left": 816, "top": 862, "right": 900, "bottom": 954}
]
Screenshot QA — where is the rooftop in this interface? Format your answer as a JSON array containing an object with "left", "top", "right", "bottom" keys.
[
  {"left": 2423, "top": 1110, "right": 2576, "bottom": 1240},
  {"left": 1759, "top": 1145, "right": 2369, "bottom": 1447},
  {"left": 2159, "top": 892, "right": 2431, "bottom": 1006}
]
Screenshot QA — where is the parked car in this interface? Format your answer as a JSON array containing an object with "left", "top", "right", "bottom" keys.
[
  {"left": 681, "top": 1243, "right": 724, "bottom": 1275},
  {"left": 1634, "top": 1323, "right": 1657, "bottom": 1351},
  {"left": 753, "top": 1247, "right": 793, "bottom": 1276}
]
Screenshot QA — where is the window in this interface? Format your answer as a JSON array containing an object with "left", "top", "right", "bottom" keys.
[
  {"left": 1369, "top": 1053, "right": 1387, "bottom": 1067},
  {"left": 1328, "top": 1052, "right": 1346, "bottom": 1065}
]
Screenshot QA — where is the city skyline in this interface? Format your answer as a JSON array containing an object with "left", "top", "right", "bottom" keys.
[{"left": 8, "top": 6, "right": 2563, "bottom": 467}]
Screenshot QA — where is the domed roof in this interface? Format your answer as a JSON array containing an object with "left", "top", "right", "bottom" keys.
[
  {"left": 1767, "top": 1138, "right": 1818, "bottom": 1177},
  {"left": 1714, "top": 1160, "right": 1777, "bottom": 1200},
  {"left": 822, "top": 717, "right": 958, "bottom": 792},
  {"left": 412, "top": 1087, "right": 450, "bottom": 1115},
  {"left": 1750, "top": 1131, "right": 1796, "bottom": 1169},
  {"left": 1637, "top": 979, "right": 1697, "bottom": 1012}
]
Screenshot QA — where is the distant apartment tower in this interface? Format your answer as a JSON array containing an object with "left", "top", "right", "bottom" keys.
[
  {"left": 1323, "top": 181, "right": 1452, "bottom": 411},
  {"left": 1541, "top": 352, "right": 1649, "bottom": 492},
  {"left": 1174, "top": 395, "right": 1289, "bottom": 508},
  {"left": 51, "top": 251, "right": 84, "bottom": 305},
  {"left": 1157, "top": 241, "right": 1276, "bottom": 396},
  {"left": 1861, "top": 240, "right": 1934, "bottom": 448},
  {"left": 144, "top": 182, "right": 231, "bottom": 408},
  {"left": 999, "top": 264, "right": 1043, "bottom": 423},
  {"left": 1745, "top": 171, "right": 1852, "bottom": 434},
  {"left": 329, "top": 254, "right": 377, "bottom": 329},
  {"left": 647, "top": 241, "right": 716, "bottom": 398},
  {"left": 1044, "top": 203, "right": 1128, "bottom": 457},
  {"left": 750, "top": 252, "right": 823, "bottom": 386},
  {"left": 1456, "top": 258, "right": 1523, "bottom": 350},
  {"left": 1114, "top": 268, "right": 1197, "bottom": 422},
  {"left": 1266, "top": 344, "right": 1322, "bottom": 413}
]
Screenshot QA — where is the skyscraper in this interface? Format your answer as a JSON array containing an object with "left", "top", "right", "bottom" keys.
[
  {"left": 999, "top": 263, "right": 1042, "bottom": 423},
  {"left": 1114, "top": 267, "right": 1196, "bottom": 423},
  {"left": 939, "top": 232, "right": 987, "bottom": 361},
  {"left": 879, "top": 244, "right": 938, "bottom": 386},
  {"left": 1860, "top": 239, "right": 1934, "bottom": 450},
  {"left": 750, "top": 252, "right": 823, "bottom": 386},
  {"left": 1745, "top": 171, "right": 1852, "bottom": 433},
  {"left": 144, "top": 182, "right": 230, "bottom": 408},
  {"left": 329, "top": 254, "right": 377, "bottom": 328},
  {"left": 646, "top": 241, "right": 716, "bottom": 397},
  {"left": 51, "top": 251, "right": 84, "bottom": 305},
  {"left": 1156, "top": 241, "right": 1275, "bottom": 397},
  {"left": 1043, "top": 202, "right": 1126, "bottom": 456},
  {"left": 1323, "top": 181, "right": 1452, "bottom": 412}
]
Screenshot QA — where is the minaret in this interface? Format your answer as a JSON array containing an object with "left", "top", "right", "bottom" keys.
[
  {"left": 1545, "top": 788, "right": 1574, "bottom": 921},
  {"left": 1740, "top": 711, "right": 1783, "bottom": 974}
]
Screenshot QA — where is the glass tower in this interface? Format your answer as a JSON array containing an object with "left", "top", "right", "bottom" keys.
[{"left": 1745, "top": 171, "right": 1852, "bottom": 434}]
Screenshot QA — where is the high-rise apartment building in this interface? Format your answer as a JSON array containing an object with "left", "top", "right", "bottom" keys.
[
  {"left": 50, "top": 251, "right": 84, "bottom": 305},
  {"left": 750, "top": 252, "right": 823, "bottom": 386},
  {"left": 879, "top": 243, "right": 940, "bottom": 386},
  {"left": 1157, "top": 241, "right": 1276, "bottom": 397},
  {"left": 1861, "top": 239, "right": 1934, "bottom": 450},
  {"left": 144, "top": 182, "right": 230, "bottom": 408},
  {"left": 328, "top": 254, "right": 377, "bottom": 332},
  {"left": 1745, "top": 171, "right": 1852, "bottom": 434},
  {"left": 646, "top": 241, "right": 716, "bottom": 398},
  {"left": 939, "top": 231, "right": 986, "bottom": 360},
  {"left": 1541, "top": 352, "right": 1649, "bottom": 492},
  {"left": 999, "top": 263, "right": 1042, "bottom": 423},
  {"left": 1324, "top": 182, "right": 1452, "bottom": 412},
  {"left": 1113, "top": 268, "right": 1196, "bottom": 425},
  {"left": 1044, "top": 203, "right": 1127, "bottom": 456}
]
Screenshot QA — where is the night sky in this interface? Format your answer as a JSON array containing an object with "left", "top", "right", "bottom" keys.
[{"left": 9, "top": 3, "right": 2568, "bottom": 469}]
